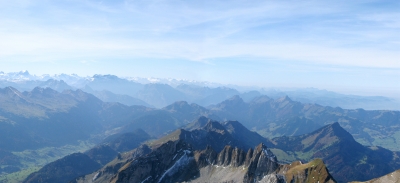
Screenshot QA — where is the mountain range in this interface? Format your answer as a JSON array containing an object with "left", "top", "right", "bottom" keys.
[
  {"left": 1, "top": 71, "right": 400, "bottom": 182},
  {"left": 209, "top": 95, "right": 400, "bottom": 151},
  {"left": 22, "top": 117, "right": 400, "bottom": 183},
  {"left": 28, "top": 117, "right": 337, "bottom": 183},
  {"left": 1, "top": 71, "right": 399, "bottom": 110}
]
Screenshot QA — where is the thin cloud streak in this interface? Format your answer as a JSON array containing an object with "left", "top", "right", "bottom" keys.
[
  {"left": 0, "top": 0, "right": 399, "bottom": 95},
  {"left": 0, "top": 0, "right": 398, "bottom": 66}
]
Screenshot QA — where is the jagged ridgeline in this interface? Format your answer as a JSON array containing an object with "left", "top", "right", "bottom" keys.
[
  {"left": 107, "top": 140, "right": 335, "bottom": 183},
  {"left": 66, "top": 118, "right": 336, "bottom": 183},
  {"left": 70, "top": 141, "right": 336, "bottom": 183}
]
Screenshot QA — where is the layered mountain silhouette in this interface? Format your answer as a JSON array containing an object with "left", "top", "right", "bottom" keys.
[
  {"left": 2, "top": 71, "right": 399, "bottom": 110},
  {"left": 0, "top": 87, "right": 218, "bottom": 152},
  {"left": 210, "top": 95, "right": 400, "bottom": 151}
]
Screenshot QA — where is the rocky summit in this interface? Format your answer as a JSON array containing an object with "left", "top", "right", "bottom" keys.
[{"left": 84, "top": 139, "right": 336, "bottom": 183}]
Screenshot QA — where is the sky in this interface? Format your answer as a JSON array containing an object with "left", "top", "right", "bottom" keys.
[{"left": 0, "top": 0, "right": 399, "bottom": 97}]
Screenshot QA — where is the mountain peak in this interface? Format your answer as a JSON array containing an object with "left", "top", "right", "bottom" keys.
[
  {"left": 320, "top": 122, "right": 354, "bottom": 141},
  {"left": 254, "top": 143, "right": 276, "bottom": 161},
  {"left": 222, "top": 120, "right": 243, "bottom": 128},
  {"left": 193, "top": 116, "right": 211, "bottom": 127},
  {"left": 182, "top": 116, "right": 214, "bottom": 131},
  {"left": 163, "top": 101, "right": 190, "bottom": 110},
  {"left": 225, "top": 95, "right": 245, "bottom": 104},
  {"left": 202, "top": 120, "right": 227, "bottom": 133},
  {"left": 92, "top": 74, "right": 120, "bottom": 80},
  {"left": 276, "top": 95, "right": 292, "bottom": 102},
  {"left": 229, "top": 95, "right": 242, "bottom": 100},
  {"left": 2, "top": 87, "right": 23, "bottom": 97},
  {"left": 250, "top": 95, "right": 271, "bottom": 103},
  {"left": 19, "top": 70, "right": 30, "bottom": 75}
]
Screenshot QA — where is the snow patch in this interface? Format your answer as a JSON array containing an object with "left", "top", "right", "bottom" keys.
[
  {"left": 158, "top": 150, "right": 193, "bottom": 183},
  {"left": 92, "top": 172, "right": 100, "bottom": 181},
  {"left": 141, "top": 176, "right": 152, "bottom": 183}
]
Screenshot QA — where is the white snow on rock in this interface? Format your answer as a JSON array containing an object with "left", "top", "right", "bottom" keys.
[{"left": 158, "top": 150, "right": 193, "bottom": 183}]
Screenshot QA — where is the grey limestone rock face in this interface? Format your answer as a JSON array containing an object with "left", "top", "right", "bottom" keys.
[
  {"left": 111, "top": 140, "right": 198, "bottom": 183},
  {"left": 75, "top": 140, "right": 336, "bottom": 183},
  {"left": 244, "top": 143, "right": 279, "bottom": 183}
]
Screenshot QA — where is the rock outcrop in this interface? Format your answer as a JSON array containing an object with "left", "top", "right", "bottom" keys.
[
  {"left": 277, "top": 159, "right": 336, "bottom": 183},
  {"left": 110, "top": 140, "right": 198, "bottom": 183},
  {"left": 243, "top": 144, "right": 279, "bottom": 182},
  {"left": 74, "top": 144, "right": 152, "bottom": 183},
  {"left": 104, "top": 139, "right": 335, "bottom": 183}
]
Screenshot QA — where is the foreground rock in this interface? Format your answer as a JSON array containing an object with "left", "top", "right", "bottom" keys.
[{"left": 79, "top": 140, "right": 335, "bottom": 183}]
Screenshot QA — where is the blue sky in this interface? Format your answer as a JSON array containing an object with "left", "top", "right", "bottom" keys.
[{"left": 0, "top": 0, "right": 399, "bottom": 97}]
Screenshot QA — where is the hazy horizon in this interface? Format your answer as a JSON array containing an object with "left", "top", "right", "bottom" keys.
[
  {"left": 1, "top": 70, "right": 399, "bottom": 100},
  {"left": 1, "top": 1, "right": 399, "bottom": 98}
]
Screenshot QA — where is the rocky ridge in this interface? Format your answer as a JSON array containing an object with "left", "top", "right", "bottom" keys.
[{"left": 105, "top": 140, "right": 335, "bottom": 183}]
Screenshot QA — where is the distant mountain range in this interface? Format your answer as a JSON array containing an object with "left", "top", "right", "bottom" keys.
[
  {"left": 0, "top": 86, "right": 398, "bottom": 152},
  {"left": 209, "top": 95, "right": 400, "bottom": 151},
  {"left": 1, "top": 71, "right": 399, "bottom": 110}
]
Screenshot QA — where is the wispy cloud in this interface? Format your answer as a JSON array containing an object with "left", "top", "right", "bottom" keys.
[{"left": 0, "top": 0, "right": 399, "bottom": 76}]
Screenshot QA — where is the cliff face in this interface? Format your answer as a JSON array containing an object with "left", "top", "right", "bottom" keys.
[
  {"left": 243, "top": 144, "right": 280, "bottom": 182},
  {"left": 105, "top": 140, "right": 335, "bottom": 183},
  {"left": 110, "top": 140, "right": 198, "bottom": 183},
  {"left": 193, "top": 143, "right": 280, "bottom": 183},
  {"left": 74, "top": 144, "right": 152, "bottom": 183}
]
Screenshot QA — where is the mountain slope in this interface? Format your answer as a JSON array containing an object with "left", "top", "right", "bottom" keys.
[
  {"left": 23, "top": 129, "right": 152, "bottom": 183},
  {"left": 83, "top": 88, "right": 152, "bottom": 107},
  {"left": 151, "top": 117, "right": 273, "bottom": 152},
  {"left": 23, "top": 153, "right": 101, "bottom": 183},
  {"left": 135, "top": 83, "right": 186, "bottom": 108},
  {"left": 101, "top": 129, "right": 152, "bottom": 152},
  {"left": 0, "top": 87, "right": 105, "bottom": 151},
  {"left": 211, "top": 95, "right": 400, "bottom": 151},
  {"left": 350, "top": 169, "right": 400, "bottom": 183},
  {"left": 271, "top": 122, "right": 400, "bottom": 182}
]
